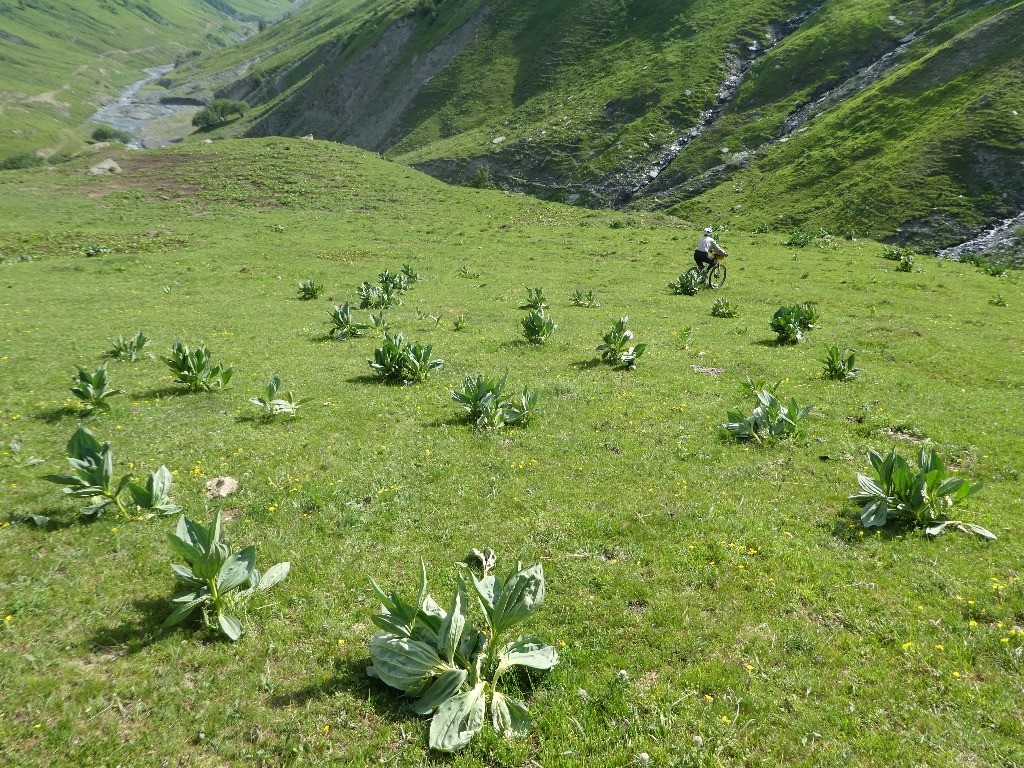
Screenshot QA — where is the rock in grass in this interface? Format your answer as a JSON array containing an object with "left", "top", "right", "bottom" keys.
[{"left": 204, "top": 476, "right": 238, "bottom": 499}]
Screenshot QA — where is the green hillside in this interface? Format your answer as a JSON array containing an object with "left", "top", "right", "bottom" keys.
[
  {"left": 0, "top": 0, "right": 298, "bottom": 157},
  {"left": 161, "top": 0, "right": 1023, "bottom": 249},
  {"left": 1, "top": 139, "right": 1023, "bottom": 766}
]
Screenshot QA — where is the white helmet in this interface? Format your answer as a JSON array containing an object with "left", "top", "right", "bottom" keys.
[{"left": 703, "top": 227, "right": 713, "bottom": 235}]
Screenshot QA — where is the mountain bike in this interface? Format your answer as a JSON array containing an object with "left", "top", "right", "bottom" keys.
[{"left": 686, "top": 254, "right": 727, "bottom": 289}]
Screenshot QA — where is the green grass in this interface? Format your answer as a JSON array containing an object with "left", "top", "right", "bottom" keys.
[{"left": 1, "top": 139, "right": 1023, "bottom": 766}]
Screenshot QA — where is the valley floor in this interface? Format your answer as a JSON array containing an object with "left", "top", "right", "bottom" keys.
[{"left": 0, "top": 140, "right": 1022, "bottom": 767}]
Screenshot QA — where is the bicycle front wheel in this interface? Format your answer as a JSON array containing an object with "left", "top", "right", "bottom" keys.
[{"left": 708, "top": 263, "right": 727, "bottom": 288}]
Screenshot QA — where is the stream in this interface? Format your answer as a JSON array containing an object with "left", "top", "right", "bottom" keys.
[
  {"left": 937, "top": 211, "right": 1024, "bottom": 262},
  {"left": 89, "top": 64, "right": 199, "bottom": 149}
]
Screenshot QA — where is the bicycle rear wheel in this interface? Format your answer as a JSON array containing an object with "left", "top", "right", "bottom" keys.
[{"left": 708, "top": 263, "right": 727, "bottom": 288}]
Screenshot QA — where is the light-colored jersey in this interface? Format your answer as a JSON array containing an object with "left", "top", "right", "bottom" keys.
[{"left": 697, "top": 235, "right": 725, "bottom": 255}]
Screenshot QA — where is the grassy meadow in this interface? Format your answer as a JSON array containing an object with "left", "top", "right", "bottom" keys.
[{"left": 1, "top": 138, "right": 1023, "bottom": 766}]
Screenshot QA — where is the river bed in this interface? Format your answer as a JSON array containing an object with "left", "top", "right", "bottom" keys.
[{"left": 89, "top": 65, "right": 200, "bottom": 149}]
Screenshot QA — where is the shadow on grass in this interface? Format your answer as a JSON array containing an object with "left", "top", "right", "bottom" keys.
[
  {"left": 830, "top": 511, "right": 914, "bottom": 544},
  {"left": 500, "top": 339, "right": 535, "bottom": 351},
  {"left": 425, "top": 412, "right": 474, "bottom": 429},
  {"left": 234, "top": 414, "right": 298, "bottom": 426},
  {"left": 30, "top": 405, "right": 79, "bottom": 424},
  {"left": 569, "top": 357, "right": 603, "bottom": 370},
  {"left": 11, "top": 505, "right": 84, "bottom": 531},
  {"left": 751, "top": 338, "right": 791, "bottom": 348},
  {"left": 269, "top": 656, "right": 413, "bottom": 719},
  {"left": 136, "top": 385, "right": 188, "bottom": 400},
  {"left": 87, "top": 595, "right": 174, "bottom": 654},
  {"left": 345, "top": 374, "right": 391, "bottom": 386}
]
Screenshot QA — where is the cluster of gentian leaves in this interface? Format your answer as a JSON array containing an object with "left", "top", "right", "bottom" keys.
[
  {"left": 597, "top": 316, "right": 645, "bottom": 369},
  {"left": 249, "top": 374, "right": 305, "bottom": 417},
  {"left": 164, "top": 510, "right": 291, "bottom": 640},
  {"left": 367, "top": 552, "right": 559, "bottom": 752},
  {"left": 721, "top": 388, "right": 813, "bottom": 444},
  {"left": 161, "top": 341, "right": 234, "bottom": 391},
  {"left": 850, "top": 448, "right": 994, "bottom": 539},
  {"left": 451, "top": 372, "right": 539, "bottom": 430},
  {"left": 70, "top": 362, "right": 123, "bottom": 413},
  {"left": 42, "top": 425, "right": 180, "bottom": 523},
  {"left": 770, "top": 302, "right": 819, "bottom": 344}
]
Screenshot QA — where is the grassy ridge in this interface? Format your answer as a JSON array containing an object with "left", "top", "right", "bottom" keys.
[
  {"left": 1, "top": 139, "right": 1023, "bottom": 765},
  {"left": 0, "top": 0, "right": 296, "bottom": 157}
]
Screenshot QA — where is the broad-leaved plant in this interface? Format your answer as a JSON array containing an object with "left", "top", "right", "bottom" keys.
[
  {"left": 328, "top": 303, "right": 369, "bottom": 339},
  {"left": 71, "top": 362, "right": 123, "bottom": 412},
  {"left": 597, "top": 316, "right": 645, "bottom": 369},
  {"left": 161, "top": 341, "right": 234, "bottom": 391},
  {"left": 366, "top": 555, "right": 558, "bottom": 752},
  {"left": 164, "top": 511, "right": 290, "bottom": 641},
  {"left": 850, "top": 448, "right": 993, "bottom": 539},
  {"left": 721, "top": 390, "right": 813, "bottom": 444}
]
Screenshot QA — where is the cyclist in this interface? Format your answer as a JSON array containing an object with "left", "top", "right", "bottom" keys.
[{"left": 694, "top": 227, "right": 727, "bottom": 271}]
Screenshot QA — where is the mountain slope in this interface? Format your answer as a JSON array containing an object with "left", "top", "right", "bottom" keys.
[
  {"left": 0, "top": 0, "right": 298, "bottom": 157},
  {"left": 167, "top": 0, "right": 1023, "bottom": 249}
]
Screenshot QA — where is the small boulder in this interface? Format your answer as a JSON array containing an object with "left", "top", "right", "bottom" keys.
[
  {"left": 88, "top": 159, "right": 121, "bottom": 175},
  {"left": 204, "top": 476, "right": 238, "bottom": 499}
]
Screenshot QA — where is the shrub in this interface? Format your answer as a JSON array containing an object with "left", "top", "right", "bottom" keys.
[
  {"left": 521, "top": 287, "right": 548, "bottom": 310},
  {"left": 0, "top": 151, "right": 45, "bottom": 171},
  {"left": 90, "top": 125, "right": 133, "bottom": 144},
  {"left": 571, "top": 289, "right": 601, "bottom": 307},
  {"left": 850, "top": 448, "right": 993, "bottom": 539},
  {"left": 368, "top": 332, "right": 444, "bottom": 383},
  {"left": 597, "top": 316, "right": 645, "bottom": 369},
  {"left": 895, "top": 253, "right": 915, "bottom": 272},
  {"left": 710, "top": 298, "right": 739, "bottom": 317},
  {"left": 71, "top": 362, "right": 123, "bottom": 412},
  {"left": 669, "top": 271, "right": 702, "bottom": 295},
  {"left": 328, "top": 303, "right": 368, "bottom": 339},
  {"left": 822, "top": 345, "right": 859, "bottom": 380},
  {"left": 191, "top": 98, "right": 248, "bottom": 128},
  {"left": 401, "top": 263, "right": 421, "bottom": 283},
  {"left": 250, "top": 375, "right": 304, "bottom": 417},
  {"left": 107, "top": 330, "right": 150, "bottom": 361},
  {"left": 161, "top": 341, "right": 234, "bottom": 391},
  {"left": 990, "top": 294, "right": 1007, "bottom": 306},
  {"left": 720, "top": 389, "right": 813, "bottom": 444},
  {"left": 451, "top": 372, "right": 539, "bottom": 430},
  {"left": 366, "top": 553, "right": 558, "bottom": 752},
  {"left": 770, "top": 303, "right": 819, "bottom": 344},
  {"left": 521, "top": 308, "right": 555, "bottom": 344},
  {"left": 164, "top": 510, "right": 290, "bottom": 641},
  {"left": 452, "top": 314, "right": 467, "bottom": 332},
  {"left": 298, "top": 278, "right": 323, "bottom": 300}
]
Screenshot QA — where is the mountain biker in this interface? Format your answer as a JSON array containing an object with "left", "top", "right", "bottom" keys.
[{"left": 694, "top": 227, "right": 727, "bottom": 271}]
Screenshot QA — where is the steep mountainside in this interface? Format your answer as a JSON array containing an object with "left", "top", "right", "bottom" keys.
[
  {"left": 163, "top": 0, "right": 1024, "bottom": 249},
  {"left": 0, "top": 0, "right": 297, "bottom": 156}
]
